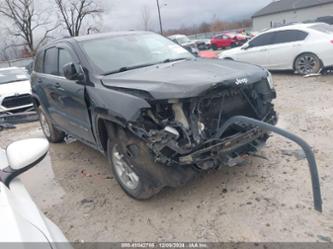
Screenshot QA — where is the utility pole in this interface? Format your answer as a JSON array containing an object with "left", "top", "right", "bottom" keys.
[{"left": 156, "top": 0, "right": 163, "bottom": 35}]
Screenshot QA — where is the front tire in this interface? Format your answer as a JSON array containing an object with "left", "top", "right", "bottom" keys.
[
  {"left": 37, "top": 106, "right": 65, "bottom": 143},
  {"left": 294, "top": 53, "right": 322, "bottom": 75},
  {"left": 107, "top": 128, "right": 162, "bottom": 200}
]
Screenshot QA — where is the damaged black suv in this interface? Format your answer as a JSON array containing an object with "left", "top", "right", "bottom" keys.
[{"left": 31, "top": 31, "right": 277, "bottom": 199}]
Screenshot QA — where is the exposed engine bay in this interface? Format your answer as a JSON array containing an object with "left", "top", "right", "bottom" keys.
[{"left": 129, "top": 78, "right": 277, "bottom": 170}]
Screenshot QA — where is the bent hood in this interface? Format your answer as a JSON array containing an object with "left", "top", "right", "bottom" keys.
[{"left": 101, "top": 58, "right": 268, "bottom": 100}]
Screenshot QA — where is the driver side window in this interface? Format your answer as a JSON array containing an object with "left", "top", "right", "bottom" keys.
[
  {"left": 58, "top": 49, "right": 74, "bottom": 77},
  {"left": 249, "top": 32, "right": 275, "bottom": 48}
]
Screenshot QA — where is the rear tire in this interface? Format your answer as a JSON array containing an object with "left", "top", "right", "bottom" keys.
[
  {"left": 212, "top": 44, "right": 218, "bottom": 51},
  {"left": 37, "top": 106, "right": 65, "bottom": 143},
  {"left": 294, "top": 53, "right": 322, "bottom": 75}
]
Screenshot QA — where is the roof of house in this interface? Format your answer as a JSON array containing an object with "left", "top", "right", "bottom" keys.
[{"left": 253, "top": 0, "right": 333, "bottom": 18}]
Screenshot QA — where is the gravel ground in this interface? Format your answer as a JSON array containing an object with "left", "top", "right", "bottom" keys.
[{"left": 0, "top": 73, "right": 332, "bottom": 242}]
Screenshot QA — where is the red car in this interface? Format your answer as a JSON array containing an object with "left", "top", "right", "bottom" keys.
[{"left": 210, "top": 33, "right": 248, "bottom": 50}]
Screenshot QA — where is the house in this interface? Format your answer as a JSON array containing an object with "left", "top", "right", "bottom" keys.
[{"left": 252, "top": 0, "right": 333, "bottom": 31}]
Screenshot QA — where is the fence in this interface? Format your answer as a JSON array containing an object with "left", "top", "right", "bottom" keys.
[{"left": 0, "top": 57, "right": 33, "bottom": 69}]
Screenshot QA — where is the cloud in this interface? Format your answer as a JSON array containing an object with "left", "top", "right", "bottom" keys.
[{"left": 101, "top": 0, "right": 272, "bottom": 31}]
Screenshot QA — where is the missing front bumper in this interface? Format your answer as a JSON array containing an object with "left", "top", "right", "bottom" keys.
[{"left": 215, "top": 116, "right": 323, "bottom": 212}]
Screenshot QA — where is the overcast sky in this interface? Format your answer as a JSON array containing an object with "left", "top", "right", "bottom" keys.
[
  {"left": 101, "top": 0, "right": 273, "bottom": 31},
  {"left": 0, "top": 0, "right": 274, "bottom": 34}
]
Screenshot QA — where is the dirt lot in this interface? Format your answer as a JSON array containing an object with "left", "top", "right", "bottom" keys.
[{"left": 1, "top": 73, "right": 333, "bottom": 242}]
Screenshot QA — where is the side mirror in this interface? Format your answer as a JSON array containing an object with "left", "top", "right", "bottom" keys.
[
  {"left": 63, "top": 63, "right": 84, "bottom": 81},
  {"left": 0, "top": 138, "right": 49, "bottom": 187},
  {"left": 242, "top": 43, "right": 250, "bottom": 50}
]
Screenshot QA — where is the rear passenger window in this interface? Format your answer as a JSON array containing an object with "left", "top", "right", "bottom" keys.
[
  {"left": 43, "top": 48, "right": 58, "bottom": 75},
  {"left": 272, "top": 30, "right": 308, "bottom": 44},
  {"left": 58, "top": 49, "right": 74, "bottom": 76},
  {"left": 34, "top": 52, "right": 43, "bottom": 73},
  {"left": 249, "top": 32, "right": 275, "bottom": 47}
]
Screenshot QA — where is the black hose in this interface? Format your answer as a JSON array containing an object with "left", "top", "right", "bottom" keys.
[{"left": 216, "top": 115, "right": 322, "bottom": 212}]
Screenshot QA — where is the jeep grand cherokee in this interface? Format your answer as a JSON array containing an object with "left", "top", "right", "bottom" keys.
[{"left": 31, "top": 31, "right": 278, "bottom": 199}]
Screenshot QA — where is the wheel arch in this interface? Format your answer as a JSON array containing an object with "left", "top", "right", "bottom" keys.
[{"left": 96, "top": 117, "right": 122, "bottom": 153}]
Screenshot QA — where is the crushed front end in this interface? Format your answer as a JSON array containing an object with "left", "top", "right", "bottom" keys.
[{"left": 128, "top": 76, "right": 277, "bottom": 170}]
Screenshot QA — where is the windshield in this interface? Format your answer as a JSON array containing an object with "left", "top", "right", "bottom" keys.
[
  {"left": 79, "top": 33, "right": 194, "bottom": 74},
  {"left": 310, "top": 23, "right": 333, "bottom": 34},
  {"left": 0, "top": 68, "right": 29, "bottom": 85}
]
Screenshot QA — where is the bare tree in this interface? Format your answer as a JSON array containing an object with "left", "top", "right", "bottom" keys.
[
  {"left": 55, "top": 0, "right": 103, "bottom": 37},
  {"left": 0, "top": 0, "right": 59, "bottom": 55},
  {"left": 141, "top": 5, "right": 151, "bottom": 31}
]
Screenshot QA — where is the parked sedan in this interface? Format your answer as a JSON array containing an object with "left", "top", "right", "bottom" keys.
[
  {"left": 168, "top": 34, "right": 199, "bottom": 55},
  {"left": 0, "top": 67, "right": 33, "bottom": 113},
  {"left": 219, "top": 23, "right": 333, "bottom": 75}
]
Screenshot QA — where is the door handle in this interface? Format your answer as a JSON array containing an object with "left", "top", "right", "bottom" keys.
[{"left": 55, "top": 83, "right": 65, "bottom": 91}]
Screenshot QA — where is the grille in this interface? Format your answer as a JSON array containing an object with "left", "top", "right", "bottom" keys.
[
  {"left": 198, "top": 86, "right": 257, "bottom": 137},
  {"left": 2, "top": 94, "right": 32, "bottom": 108}
]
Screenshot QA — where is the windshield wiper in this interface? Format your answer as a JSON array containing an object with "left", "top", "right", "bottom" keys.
[
  {"left": 162, "top": 58, "right": 189, "bottom": 63},
  {"left": 102, "top": 58, "right": 189, "bottom": 76},
  {"left": 103, "top": 63, "right": 156, "bottom": 76}
]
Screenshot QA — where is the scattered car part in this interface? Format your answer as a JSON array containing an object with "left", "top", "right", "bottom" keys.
[
  {"left": 0, "top": 122, "right": 15, "bottom": 131},
  {"left": 216, "top": 116, "right": 322, "bottom": 212},
  {"left": 0, "top": 110, "right": 38, "bottom": 125}
]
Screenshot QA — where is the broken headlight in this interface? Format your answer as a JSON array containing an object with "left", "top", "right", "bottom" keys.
[{"left": 267, "top": 72, "right": 274, "bottom": 89}]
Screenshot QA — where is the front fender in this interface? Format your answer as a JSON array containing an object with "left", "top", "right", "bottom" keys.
[{"left": 87, "top": 86, "right": 151, "bottom": 123}]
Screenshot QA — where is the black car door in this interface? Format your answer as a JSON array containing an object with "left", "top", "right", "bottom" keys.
[
  {"left": 39, "top": 47, "right": 59, "bottom": 116},
  {"left": 47, "top": 44, "right": 95, "bottom": 144}
]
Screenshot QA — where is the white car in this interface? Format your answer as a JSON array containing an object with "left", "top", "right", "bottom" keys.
[
  {"left": 0, "top": 138, "right": 70, "bottom": 247},
  {"left": 219, "top": 23, "right": 333, "bottom": 75},
  {"left": 0, "top": 67, "right": 33, "bottom": 113},
  {"left": 168, "top": 34, "right": 199, "bottom": 55}
]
